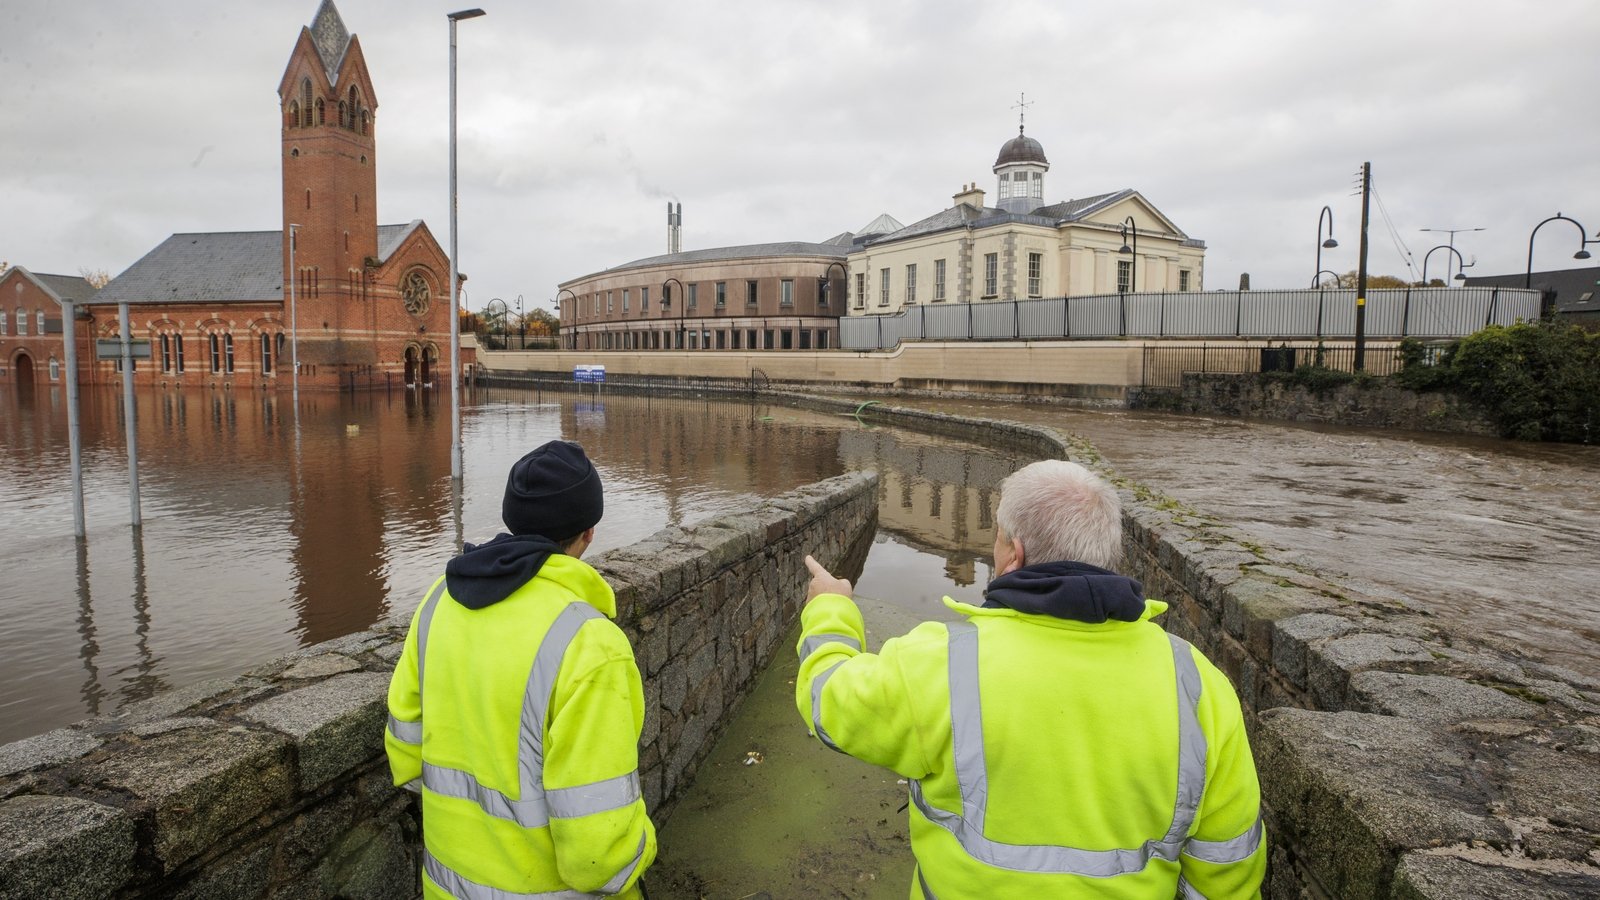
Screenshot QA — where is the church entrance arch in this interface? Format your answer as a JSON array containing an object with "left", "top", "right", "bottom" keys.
[
  {"left": 403, "top": 345, "right": 418, "bottom": 387},
  {"left": 421, "top": 343, "right": 437, "bottom": 388},
  {"left": 13, "top": 351, "right": 35, "bottom": 394}
]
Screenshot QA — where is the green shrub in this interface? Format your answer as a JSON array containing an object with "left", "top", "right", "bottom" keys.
[{"left": 1446, "top": 323, "right": 1600, "bottom": 442}]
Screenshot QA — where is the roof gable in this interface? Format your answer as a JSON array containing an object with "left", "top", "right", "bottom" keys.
[{"left": 0, "top": 266, "right": 97, "bottom": 306}]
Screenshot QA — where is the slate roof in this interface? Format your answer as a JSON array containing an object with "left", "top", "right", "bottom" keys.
[
  {"left": 309, "top": 0, "right": 352, "bottom": 84},
  {"left": 995, "top": 131, "right": 1049, "bottom": 167},
  {"left": 94, "top": 223, "right": 418, "bottom": 305},
  {"left": 34, "top": 272, "right": 99, "bottom": 304},
  {"left": 566, "top": 241, "right": 848, "bottom": 284},
  {"left": 858, "top": 188, "right": 1206, "bottom": 249},
  {"left": 1465, "top": 267, "right": 1600, "bottom": 314}
]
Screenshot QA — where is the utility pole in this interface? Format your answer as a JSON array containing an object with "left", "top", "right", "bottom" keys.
[{"left": 1354, "top": 161, "right": 1371, "bottom": 372}]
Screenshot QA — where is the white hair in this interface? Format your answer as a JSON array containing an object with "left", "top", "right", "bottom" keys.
[{"left": 996, "top": 460, "right": 1122, "bottom": 569}]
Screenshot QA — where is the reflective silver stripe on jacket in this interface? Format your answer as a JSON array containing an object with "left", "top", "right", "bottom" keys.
[
  {"left": 391, "top": 578, "right": 450, "bottom": 747},
  {"left": 598, "top": 832, "right": 649, "bottom": 895},
  {"left": 800, "top": 633, "right": 862, "bottom": 659},
  {"left": 1177, "top": 875, "right": 1208, "bottom": 899},
  {"left": 417, "top": 600, "right": 643, "bottom": 829},
  {"left": 1182, "top": 815, "right": 1264, "bottom": 864},
  {"left": 424, "top": 848, "right": 599, "bottom": 899},
  {"left": 910, "top": 622, "right": 1209, "bottom": 877},
  {"left": 811, "top": 661, "right": 847, "bottom": 752},
  {"left": 388, "top": 714, "right": 423, "bottom": 745}
]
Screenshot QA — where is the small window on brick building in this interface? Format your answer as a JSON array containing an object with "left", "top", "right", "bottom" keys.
[
  {"left": 338, "top": 100, "right": 347, "bottom": 129},
  {"left": 287, "top": 101, "right": 300, "bottom": 128},
  {"left": 316, "top": 98, "right": 325, "bottom": 125},
  {"left": 306, "top": 189, "right": 311, "bottom": 210},
  {"left": 344, "top": 231, "right": 349, "bottom": 252},
  {"left": 176, "top": 335, "right": 186, "bottom": 373},
  {"left": 361, "top": 110, "right": 369, "bottom": 135},
  {"left": 301, "top": 78, "right": 313, "bottom": 126},
  {"left": 209, "top": 333, "right": 221, "bottom": 373},
  {"left": 15, "top": 307, "right": 25, "bottom": 336},
  {"left": 0, "top": 311, "right": 7, "bottom": 335},
  {"left": 225, "top": 334, "right": 235, "bottom": 374},
  {"left": 354, "top": 194, "right": 360, "bottom": 213}
]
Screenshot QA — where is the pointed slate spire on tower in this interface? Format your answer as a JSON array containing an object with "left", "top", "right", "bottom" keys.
[{"left": 309, "top": 0, "right": 353, "bottom": 83}]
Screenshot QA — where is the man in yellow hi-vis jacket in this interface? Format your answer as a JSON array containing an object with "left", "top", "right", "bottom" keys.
[
  {"left": 798, "top": 459, "right": 1265, "bottom": 898},
  {"left": 387, "top": 440, "right": 655, "bottom": 898}
]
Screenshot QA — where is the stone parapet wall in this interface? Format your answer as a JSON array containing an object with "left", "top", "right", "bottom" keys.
[
  {"left": 1145, "top": 372, "right": 1497, "bottom": 436},
  {"left": 0, "top": 474, "right": 878, "bottom": 899},
  {"left": 787, "top": 397, "right": 1599, "bottom": 898}
]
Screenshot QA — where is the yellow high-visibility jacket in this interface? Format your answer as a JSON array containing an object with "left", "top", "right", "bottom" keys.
[
  {"left": 797, "top": 593, "right": 1266, "bottom": 899},
  {"left": 386, "top": 552, "right": 655, "bottom": 898}
]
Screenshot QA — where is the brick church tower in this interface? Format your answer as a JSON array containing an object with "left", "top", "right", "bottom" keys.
[{"left": 277, "top": 0, "right": 382, "bottom": 380}]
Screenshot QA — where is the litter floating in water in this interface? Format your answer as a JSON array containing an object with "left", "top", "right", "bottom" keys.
[{"left": 743, "top": 751, "right": 764, "bottom": 766}]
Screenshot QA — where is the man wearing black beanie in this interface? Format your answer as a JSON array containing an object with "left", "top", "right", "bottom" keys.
[{"left": 385, "top": 440, "right": 656, "bottom": 898}]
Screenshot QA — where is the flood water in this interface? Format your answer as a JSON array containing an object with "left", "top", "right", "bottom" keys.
[
  {"left": 897, "top": 398, "right": 1600, "bottom": 680},
  {"left": 0, "top": 384, "right": 1018, "bottom": 744}
]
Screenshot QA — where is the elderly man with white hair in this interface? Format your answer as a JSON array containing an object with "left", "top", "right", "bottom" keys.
[{"left": 797, "top": 459, "right": 1266, "bottom": 898}]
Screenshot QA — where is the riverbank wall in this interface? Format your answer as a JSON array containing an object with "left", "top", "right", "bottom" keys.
[
  {"left": 0, "top": 473, "right": 878, "bottom": 898},
  {"left": 1137, "top": 372, "right": 1497, "bottom": 436}
]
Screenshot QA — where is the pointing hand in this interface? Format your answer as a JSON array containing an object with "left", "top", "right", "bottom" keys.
[{"left": 804, "top": 554, "right": 854, "bottom": 602}]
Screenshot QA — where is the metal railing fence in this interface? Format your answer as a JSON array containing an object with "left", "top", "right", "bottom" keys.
[
  {"left": 1139, "top": 342, "right": 1407, "bottom": 389},
  {"left": 839, "top": 286, "right": 1540, "bottom": 351}
]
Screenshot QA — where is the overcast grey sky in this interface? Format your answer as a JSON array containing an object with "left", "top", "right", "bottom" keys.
[{"left": 4, "top": 1, "right": 1598, "bottom": 311}]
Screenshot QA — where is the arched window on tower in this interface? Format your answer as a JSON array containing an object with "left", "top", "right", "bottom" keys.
[
  {"left": 338, "top": 100, "right": 347, "bottom": 129},
  {"left": 300, "top": 78, "right": 313, "bottom": 127},
  {"left": 348, "top": 87, "right": 360, "bottom": 131},
  {"left": 287, "top": 101, "right": 300, "bottom": 128},
  {"left": 361, "top": 109, "right": 369, "bottom": 135},
  {"left": 316, "top": 98, "right": 325, "bottom": 125}
]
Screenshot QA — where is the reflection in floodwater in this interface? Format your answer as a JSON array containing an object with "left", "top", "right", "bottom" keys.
[{"left": 0, "top": 386, "right": 1020, "bottom": 743}]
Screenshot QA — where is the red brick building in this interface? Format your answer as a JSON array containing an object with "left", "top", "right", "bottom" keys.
[
  {"left": 0, "top": 267, "right": 93, "bottom": 391},
  {"left": 81, "top": 0, "right": 464, "bottom": 392}
]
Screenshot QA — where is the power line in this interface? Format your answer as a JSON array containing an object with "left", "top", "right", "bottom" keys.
[{"left": 1371, "top": 184, "right": 1420, "bottom": 280}]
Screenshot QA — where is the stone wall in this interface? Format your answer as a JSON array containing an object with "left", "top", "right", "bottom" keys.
[
  {"left": 0, "top": 473, "right": 878, "bottom": 899},
  {"left": 1145, "top": 372, "right": 1496, "bottom": 436}
]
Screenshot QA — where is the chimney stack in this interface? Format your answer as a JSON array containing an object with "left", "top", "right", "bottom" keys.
[
  {"left": 953, "top": 182, "right": 985, "bottom": 209},
  {"left": 667, "top": 202, "right": 682, "bottom": 254}
]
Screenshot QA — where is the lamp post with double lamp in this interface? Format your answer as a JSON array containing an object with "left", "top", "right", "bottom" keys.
[
  {"left": 446, "top": 7, "right": 485, "bottom": 485},
  {"left": 1421, "top": 245, "right": 1473, "bottom": 286},
  {"left": 1313, "top": 206, "right": 1339, "bottom": 287},
  {"left": 661, "top": 278, "right": 686, "bottom": 350},
  {"left": 1526, "top": 213, "right": 1598, "bottom": 288}
]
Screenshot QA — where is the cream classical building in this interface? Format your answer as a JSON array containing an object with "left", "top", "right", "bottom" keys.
[{"left": 847, "top": 128, "right": 1205, "bottom": 314}]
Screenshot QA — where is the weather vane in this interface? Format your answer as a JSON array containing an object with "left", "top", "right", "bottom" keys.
[{"left": 1011, "top": 92, "right": 1034, "bottom": 135}]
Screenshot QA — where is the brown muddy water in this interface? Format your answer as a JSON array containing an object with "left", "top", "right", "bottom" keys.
[
  {"left": 899, "top": 398, "right": 1600, "bottom": 680},
  {"left": 0, "top": 384, "right": 1018, "bottom": 744}
]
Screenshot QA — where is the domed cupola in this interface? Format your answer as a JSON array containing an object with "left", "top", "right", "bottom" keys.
[{"left": 994, "top": 126, "right": 1049, "bottom": 214}]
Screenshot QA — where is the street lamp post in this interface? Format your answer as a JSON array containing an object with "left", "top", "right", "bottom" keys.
[
  {"left": 287, "top": 223, "right": 301, "bottom": 420},
  {"left": 515, "top": 294, "right": 525, "bottom": 350},
  {"left": 662, "top": 278, "right": 686, "bottom": 350},
  {"left": 1314, "top": 206, "right": 1339, "bottom": 287},
  {"left": 447, "top": 7, "right": 485, "bottom": 485},
  {"left": 1420, "top": 226, "right": 1484, "bottom": 283},
  {"left": 1117, "top": 216, "right": 1138, "bottom": 336},
  {"left": 557, "top": 288, "right": 577, "bottom": 349},
  {"left": 1314, "top": 269, "right": 1341, "bottom": 288},
  {"left": 1525, "top": 213, "right": 1598, "bottom": 288},
  {"left": 484, "top": 297, "right": 508, "bottom": 350},
  {"left": 1421, "top": 245, "right": 1473, "bottom": 286}
]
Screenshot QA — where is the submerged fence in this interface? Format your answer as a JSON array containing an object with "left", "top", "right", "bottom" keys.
[{"left": 839, "top": 287, "right": 1541, "bottom": 351}]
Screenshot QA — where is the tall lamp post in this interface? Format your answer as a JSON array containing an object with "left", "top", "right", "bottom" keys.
[
  {"left": 1526, "top": 213, "right": 1598, "bottom": 288},
  {"left": 515, "top": 294, "right": 525, "bottom": 349},
  {"left": 447, "top": 7, "right": 485, "bottom": 484},
  {"left": 662, "top": 278, "right": 686, "bottom": 350},
  {"left": 484, "top": 297, "right": 508, "bottom": 349},
  {"left": 1117, "top": 217, "right": 1138, "bottom": 336},
  {"left": 1313, "top": 206, "right": 1339, "bottom": 287},
  {"left": 287, "top": 223, "right": 302, "bottom": 421},
  {"left": 557, "top": 288, "right": 577, "bottom": 349},
  {"left": 1421, "top": 245, "right": 1473, "bottom": 286}
]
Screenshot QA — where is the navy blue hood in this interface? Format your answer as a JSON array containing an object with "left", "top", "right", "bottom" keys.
[
  {"left": 445, "top": 533, "right": 565, "bottom": 610},
  {"left": 983, "top": 561, "right": 1145, "bottom": 623}
]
